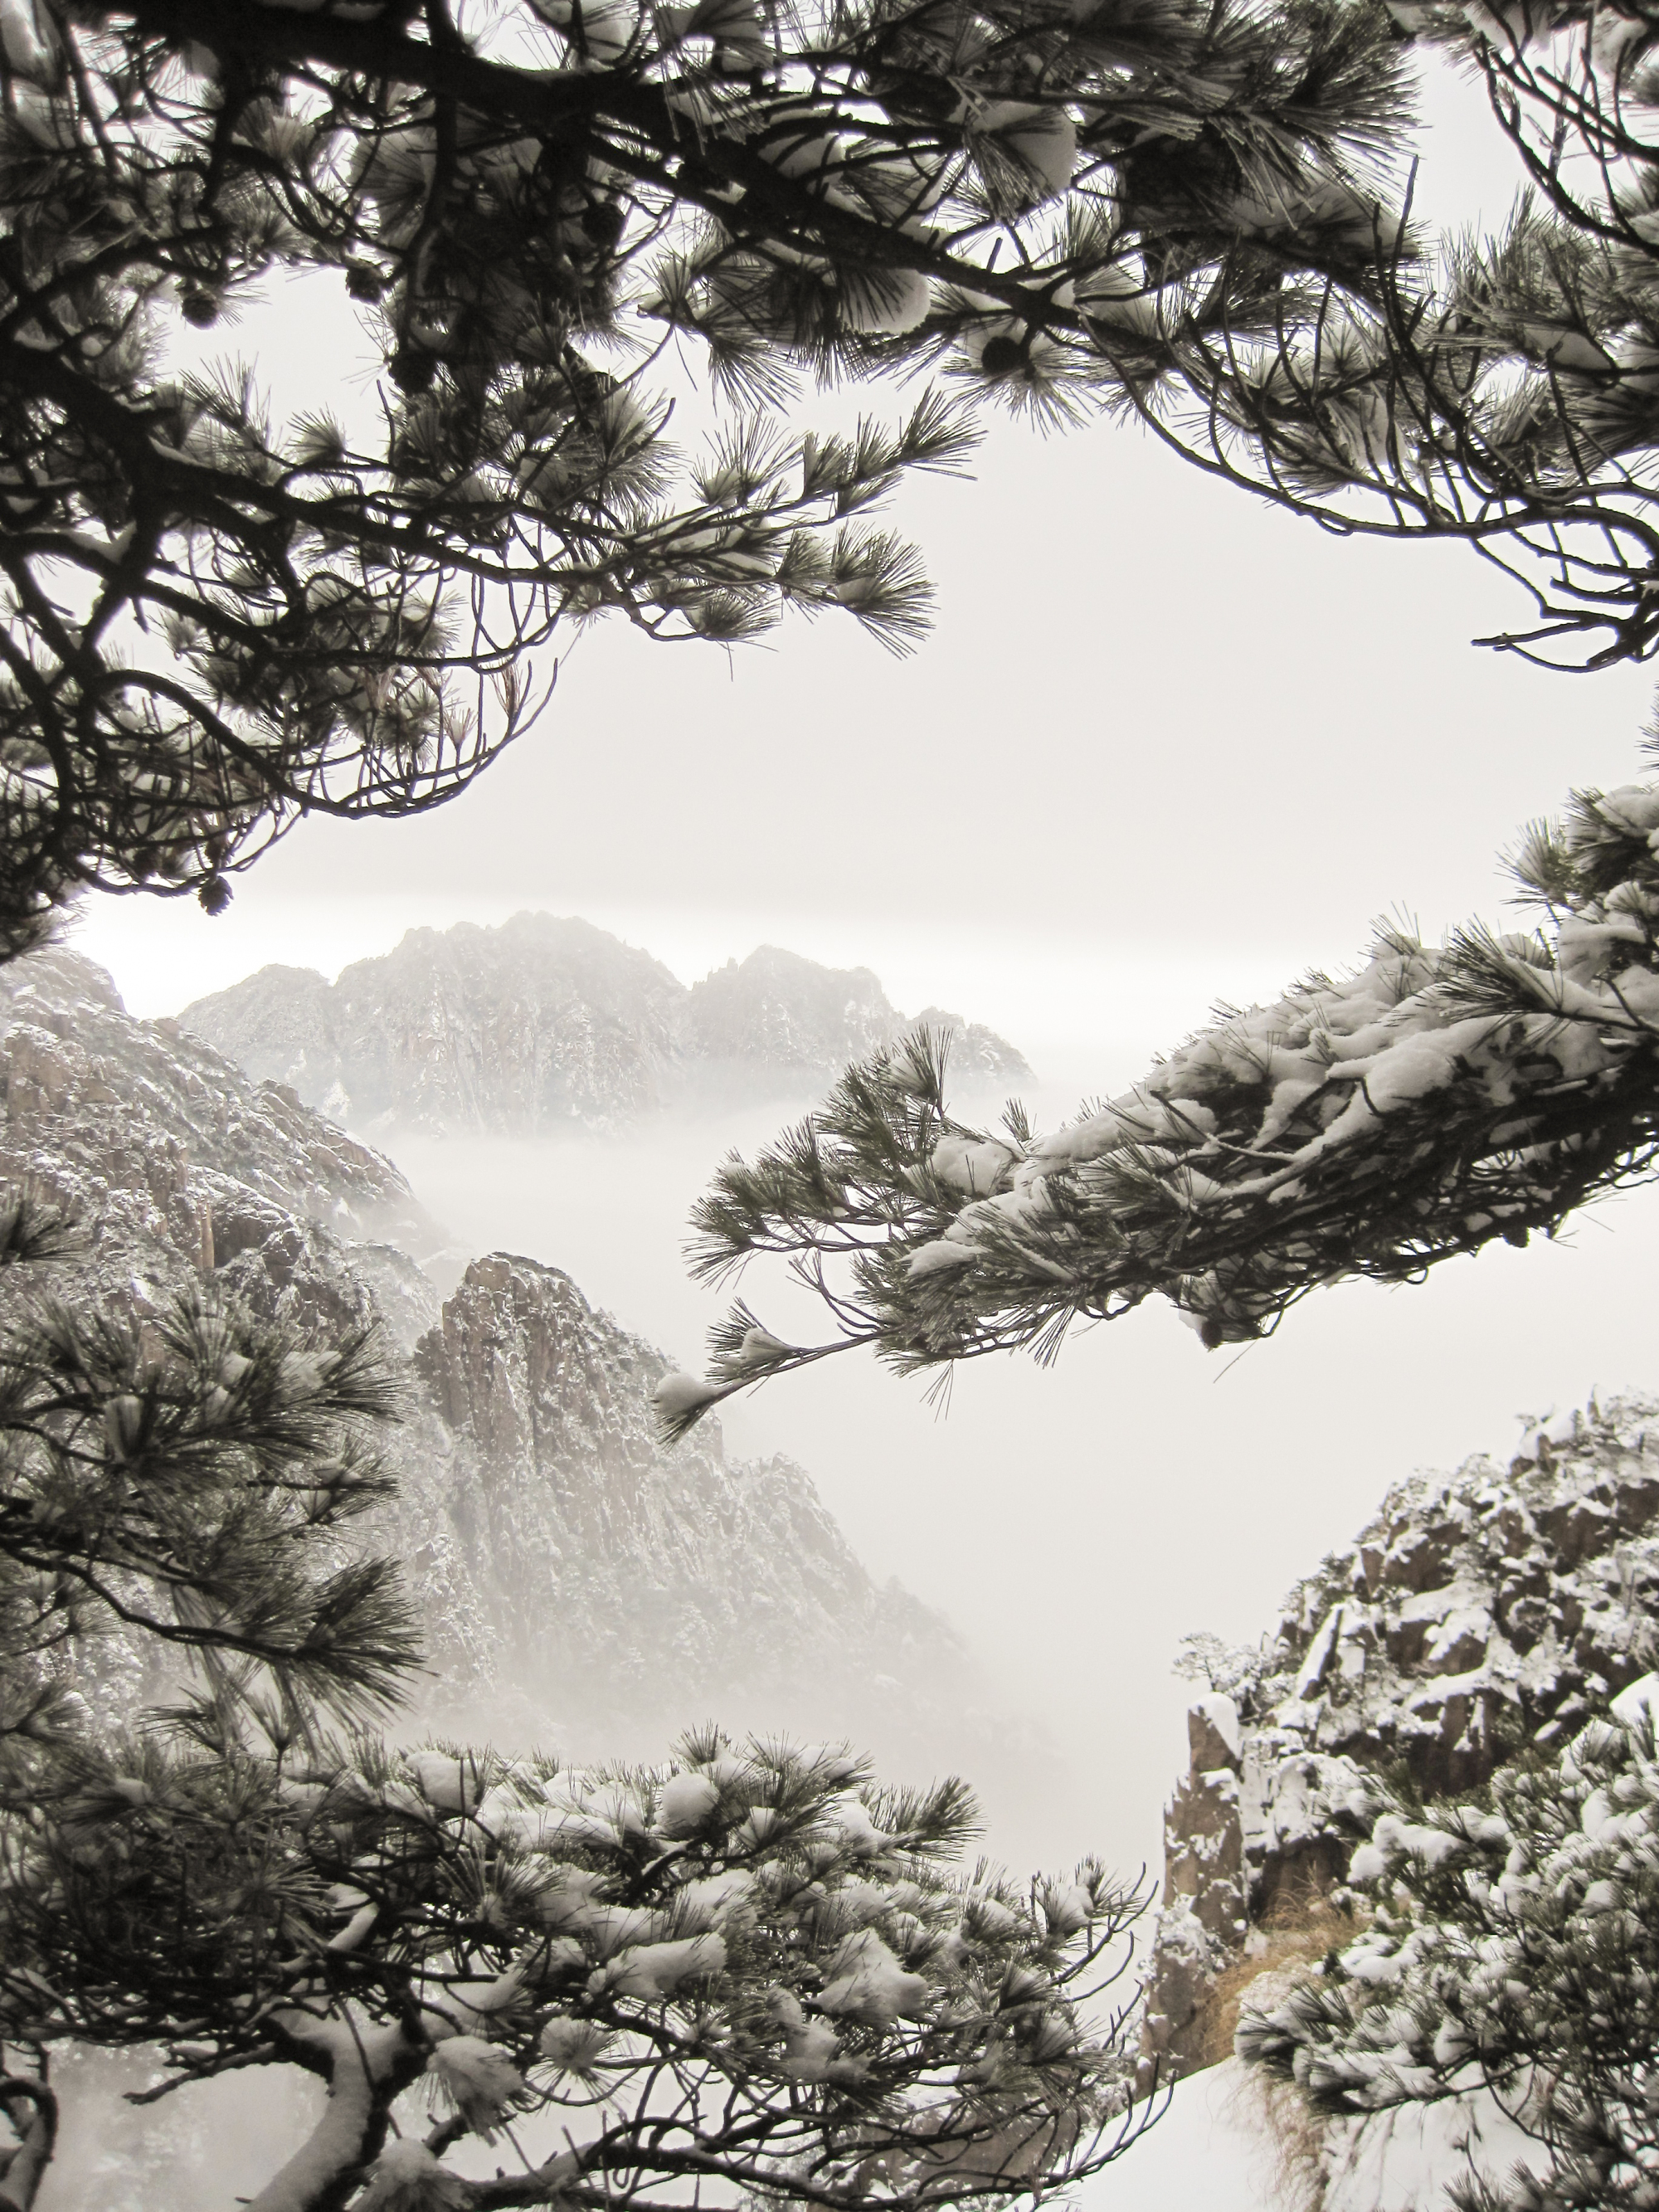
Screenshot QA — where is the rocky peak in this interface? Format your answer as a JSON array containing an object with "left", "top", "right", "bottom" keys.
[
  {"left": 178, "top": 914, "right": 1029, "bottom": 1135},
  {"left": 0, "top": 946, "right": 435, "bottom": 1294},
  {"left": 401, "top": 1249, "right": 968, "bottom": 1749},
  {"left": 688, "top": 946, "right": 902, "bottom": 1073},
  {"left": 1140, "top": 1395, "right": 1659, "bottom": 2088},
  {"left": 1, "top": 945, "right": 976, "bottom": 1771}
]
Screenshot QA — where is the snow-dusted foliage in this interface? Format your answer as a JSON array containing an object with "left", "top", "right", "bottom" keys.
[
  {"left": 0, "top": 1198, "right": 419, "bottom": 1735},
  {"left": 1135, "top": 1387, "right": 1659, "bottom": 2131},
  {"left": 669, "top": 770, "right": 1659, "bottom": 1425},
  {"left": 11, "top": 0, "right": 1659, "bottom": 949},
  {"left": 0, "top": 0, "right": 1419, "bottom": 953},
  {"left": 1235, "top": 1681, "right": 1659, "bottom": 2210},
  {"left": 1180, "top": 0, "right": 1659, "bottom": 671},
  {"left": 1, "top": 1720, "right": 1154, "bottom": 2212}
]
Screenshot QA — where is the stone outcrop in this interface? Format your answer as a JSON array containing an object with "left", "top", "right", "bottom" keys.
[
  {"left": 2, "top": 948, "right": 976, "bottom": 1766},
  {"left": 0, "top": 946, "right": 437, "bottom": 1291},
  {"left": 178, "top": 914, "right": 1029, "bottom": 1135},
  {"left": 1140, "top": 1696, "right": 1248, "bottom": 2077},
  {"left": 1141, "top": 1398, "right": 1659, "bottom": 2086},
  {"left": 401, "top": 1248, "right": 972, "bottom": 1751}
]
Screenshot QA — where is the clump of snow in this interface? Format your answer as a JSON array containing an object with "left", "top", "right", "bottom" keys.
[
  {"left": 653, "top": 1371, "right": 723, "bottom": 1420},
  {"left": 426, "top": 2036, "right": 528, "bottom": 2140},
  {"left": 355, "top": 2137, "right": 470, "bottom": 2210},
  {"left": 1041, "top": 1882, "right": 1094, "bottom": 1937},
  {"left": 813, "top": 1929, "right": 928, "bottom": 2024},
  {"left": 588, "top": 1933, "right": 728, "bottom": 2000},
  {"left": 405, "top": 1751, "right": 483, "bottom": 1815},
  {"left": 1193, "top": 1693, "right": 1243, "bottom": 1762},
  {"left": 656, "top": 1769, "right": 722, "bottom": 1834},
  {"left": 1610, "top": 1670, "right": 1659, "bottom": 1731}
]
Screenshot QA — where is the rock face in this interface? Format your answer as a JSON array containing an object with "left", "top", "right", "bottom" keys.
[
  {"left": 0, "top": 946, "right": 437, "bottom": 1295},
  {"left": 401, "top": 1251, "right": 963, "bottom": 1747},
  {"left": 1141, "top": 1399, "right": 1659, "bottom": 2087},
  {"left": 2, "top": 948, "right": 973, "bottom": 1764},
  {"left": 178, "top": 914, "right": 1029, "bottom": 1134}
]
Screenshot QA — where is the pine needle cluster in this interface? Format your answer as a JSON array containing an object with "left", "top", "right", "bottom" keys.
[
  {"left": 1235, "top": 1684, "right": 1659, "bottom": 2211},
  {"left": 666, "top": 763, "right": 1659, "bottom": 1432}
]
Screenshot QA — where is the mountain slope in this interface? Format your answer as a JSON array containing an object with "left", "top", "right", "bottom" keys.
[
  {"left": 1139, "top": 1396, "right": 1659, "bottom": 2206},
  {"left": 178, "top": 914, "right": 1029, "bottom": 1134},
  {"left": 2, "top": 947, "right": 974, "bottom": 1764}
]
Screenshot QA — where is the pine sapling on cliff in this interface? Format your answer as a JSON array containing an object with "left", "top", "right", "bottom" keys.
[
  {"left": 0, "top": 1182, "right": 423, "bottom": 2204},
  {"left": 1233, "top": 1675, "right": 1659, "bottom": 2212}
]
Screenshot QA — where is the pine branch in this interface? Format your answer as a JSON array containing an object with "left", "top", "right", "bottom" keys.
[
  {"left": 0, "top": 0, "right": 1431, "bottom": 948},
  {"left": 669, "top": 765, "right": 1659, "bottom": 1430},
  {"left": 0, "top": 1720, "right": 1154, "bottom": 2212}
]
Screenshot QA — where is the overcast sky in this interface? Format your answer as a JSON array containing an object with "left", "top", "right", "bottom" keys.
[{"left": 65, "top": 57, "right": 1659, "bottom": 1890}]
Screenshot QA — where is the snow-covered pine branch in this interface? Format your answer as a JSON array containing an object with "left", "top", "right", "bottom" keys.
[
  {"left": 0, "top": 1220, "right": 421, "bottom": 1728},
  {"left": 1, "top": 1719, "right": 1157, "bottom": 2212},
  {"left": 1233, "top": 1674, "right": 1659, "bottom": 2212},
  {"left": 664, "top": 768, "right": 1659, "bottom": 1439},
  {"left": 1142, "top": 0, "right": 1659, "bottom": 671},
  {"left": 0, "top": 0, "right": 1420, "bottom": 953}
]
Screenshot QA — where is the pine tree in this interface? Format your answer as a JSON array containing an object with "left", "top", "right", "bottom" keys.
[
  {"left": 1231, "top": 1678, "right": 1659, "bottom": 2212},
  {"left": 1153, "top": 0, "right": 1659, "bottom": 674},
  {"left": 0, "top": 1186, "right": 421, "bottom": 1742},
  {"left": 663, "top": 756, "right": 1659, "bottom": 1433},
  {"left": 0, "top": 1191, "right": 1156, "bottom": 2210},
  {"left": 0, "top": 0, "right": 1418, "bottom": 957},
  {"left": 2, "top": 1719, "right": 1155, "bottom": 2212},
  {"left": 0, "top": 1182, "right": 424, "bottom": 2205}
]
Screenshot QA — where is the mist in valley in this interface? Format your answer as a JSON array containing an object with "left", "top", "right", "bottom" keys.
[{"left": 384, "top": 1064, "right": 1659, "bottom": 1888}]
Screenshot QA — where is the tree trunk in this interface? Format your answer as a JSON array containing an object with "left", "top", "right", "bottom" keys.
[
  {"left": 246, "top": 2018, "right": 426, "bottom": 2212},
  {"left": 0, "top": 2078, "right": 58, "bottom": 2212}
]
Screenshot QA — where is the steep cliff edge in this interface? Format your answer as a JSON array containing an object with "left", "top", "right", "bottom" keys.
[
  {"left": 178, "top": 914, "right": 1029, "bottom": 1134},
  {"left": 0, "top": 945, "right": 439, "bottom": 1305},
  {"left": 1141, "top": 1396, "right": 1659, "bottom": 2088},
  {"left": 2, "top": 948, "right": 975, "bottom": 1766}
]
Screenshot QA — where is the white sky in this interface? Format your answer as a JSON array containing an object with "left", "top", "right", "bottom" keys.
[{"left": 66, "top": 59, "right": 1659, "bottom": 1888}]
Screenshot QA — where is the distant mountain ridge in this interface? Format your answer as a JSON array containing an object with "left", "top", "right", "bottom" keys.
[
  {"left": 178, "top": 914, "right": 1029, "bottom": 1136},
  {"left": 0, "top": 946, "right": 987, "bottom": 1769}
]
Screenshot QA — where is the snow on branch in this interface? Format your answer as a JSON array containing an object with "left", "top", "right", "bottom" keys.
[
  {"left": 1, "top": 1722, "right": 1158, "bottom": 2212},
  {"left": 664, "top": 770, "right": 1659, "bottom": 1438},
  {"left": 1237, "top": 1677, "right": 1659, "bottom": 2210},
  {"left": 0, "top": 0, "right": 1423, "bottom": 951}
]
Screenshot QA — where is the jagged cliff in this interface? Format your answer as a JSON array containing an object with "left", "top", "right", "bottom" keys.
[
  {"left": 177, "top": 914, "right": 1029, "bottom": 1134},
  {"left": 1, "top": 947, "right": 435, "bottom": 1289},
  {"left": 1140, "top": 1396, "right": 1659, "bottom": 2188},
  {"left": 2, "top": 947, "right": 972, "bottom": 1764},
  {"left": 1144, "top": 1399, "right": 1659, "bottom": 2078}
]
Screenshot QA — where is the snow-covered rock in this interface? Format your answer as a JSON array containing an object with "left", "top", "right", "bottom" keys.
[
  {"left": 178, "top": 915, "right": 1029, "bottom": 1135},
  {"left": 0, "top": 946, "right": 440, "bottom": 1302},
  {"left": 1141, "top": 1392, "right": 1659, "bottom": 2093},
  {"left": 1, "top": 947, "right": 980, "bottom": 1768}
]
